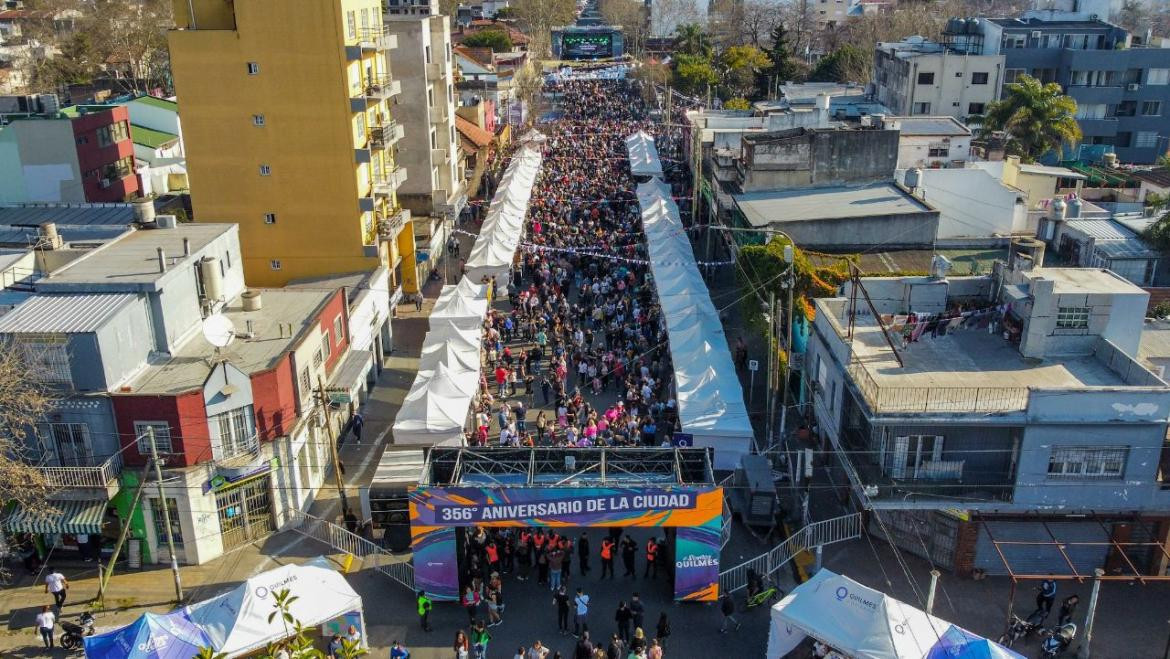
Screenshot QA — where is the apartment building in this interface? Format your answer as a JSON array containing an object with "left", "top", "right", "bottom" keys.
[
  {"left": 169, "top": 0, "right": 416, "bottom": 291},
  {"left": 873, "top": 35, "right": 1005, "bottom": 121},
  {"left": 0, "top": 103, "right": 139, "bottom": 203},
  {"left": 805, "top": 260, "right": 1170, "bottom": 576},
  {"left": 0, "top": 218, "right": 373, "bottom": 565},
  {"left": 955, "top": 14, "right": 1170, "bottom": 163},
  {"left": 387, "top": 14, "right": 465, "bottom": 281}
]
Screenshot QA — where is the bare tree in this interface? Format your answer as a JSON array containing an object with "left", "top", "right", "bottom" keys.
[
  {"left": 600, "top": 0, "right": 649, "bottom": 57},
  {"left": 510, "top": 0, "right": 578, "bottom": 57}
]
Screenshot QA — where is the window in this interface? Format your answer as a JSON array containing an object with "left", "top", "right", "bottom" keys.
[
  {"left": 430, "top": 128, "right": 437, "bottom": 149},
  {"left": 1135, "top": 132, "right": 1160, "bottom": 148},
  {"left": 134, "top": 421, "right": 173, "bottom": 454},
  {"left": 259, "top": 164, "right": 271, "bottom": 176},
  {"left": 1056, "top": 306, "right": 1090, "bottom": 329},
  {"left": 971, "top": 71, "right": 989, "bottom": 85},
  {"left": 1148, "top": 69, "right": 1170, "bottom": 85},
  {"left": 96, "top": 121, "right": 129, "bottom": 148},
  {"left": 1004, "top": 68, "right": 1026, "bottom": 84},
  {"left": 1141, "top": 101, "right": 1162, "bottom": 116},
  {"left": 313, "top": 348, "right": 324, "bottom": 369},
  {"left": 917, "top": 72, "right": 935, "bottom": 85},
  {"left": 247, "top": 62, "right": 260, "bottom": 75},
  {"left": 1048, "top": 446, "right": 1127, "bottom": 479},
  {"left": 967, "top": 102, "right": 985, "bottom": 115},
  {"left": 1076, "top": 103, "right": 1107, "bottom": 119},
  {"left": 270, "top": 259, "right": 282, "bottom": 270},
  {"left": 428, "top": 88, "right": 434, "bottom": 107},
  {"left": 252, "top": 114, "right": 265, "bottom": 127},
  {"left": 347, "top": 10, "right": 357, "bottom": 39},
  {"left": 300, "top": 366, "right": 311, "bottom": 394},
  {"left": 264, "top": 212, "right": 277, "bottom": 224},
  {"left": 928, "top": 146, "right": 949, "bottom": 158},
  {"left": 210, "top": 405, "right": 256, "bottom": 459},
  {"left": 425, "top": 44, "right": 432, "bottom": 64},
  {"left": 888, "top": 435, "right": 943, "bottom": 479},
  {"left": 334, "top": 316, "right": 344, "bottom": 344},
  {"left": 321, "top": 331, "right": 332, "bottom": 360},
  {"left": 149, "top": 497, "right": 183, "bottom": 549},
  {"left": 912, "top": 102, "right": 931, "bottom": 114},
  {"left": 15, "top": 335, "right": 71, "bottom": 386},
  {"left": 954, "top": 71, "right": 963, "bottom": 78},
  {"left": 39, "top": 422, "right": 91, "bottom": 466},
  {"left": 356, "top": 112, "right": 366, "bottom": 141}
]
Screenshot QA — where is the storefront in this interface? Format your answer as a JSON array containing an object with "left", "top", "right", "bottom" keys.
[{"left": 207, "top": 468, "right": 275, "bottom": 552}]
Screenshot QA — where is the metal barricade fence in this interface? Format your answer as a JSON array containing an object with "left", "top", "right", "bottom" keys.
[
  {"left": 719, "top": 512, "right": 862, "bottom": 595},
  {"left": 284, "top": 509, "right": 415, "bottom": 592}
]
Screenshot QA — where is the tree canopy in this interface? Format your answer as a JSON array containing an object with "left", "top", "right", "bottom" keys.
[
  {"left": 979, "top": 74, "right": 1081, "bottom": 163},
  {"left": 807, "top": 45, "right": 868, "bottom": 83},
  {"left": 767, "top": 23, "right": 801, "bottom": 85},
  {"left": 462, "top": 29, "right": 515, "bottom": 52},
  {"left": 672, "top": 52, "right": 719, "bottom": 95},
  {"left": 719, "top": 44, "right": 771, "bottom": 99}
]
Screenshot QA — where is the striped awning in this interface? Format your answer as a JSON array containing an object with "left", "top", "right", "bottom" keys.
[{"left": 3, "top": 499, "right": 106, "bottom": 535}]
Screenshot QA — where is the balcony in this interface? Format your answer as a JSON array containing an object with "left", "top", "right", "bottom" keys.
[
  {"left": 379, "top": 206, "right": 411, "bottom": 240},
  {"left": 36, "top": 452, "right": 123, "bottom": 496},
  {"left": 350, "top": 75, "right": 401, "bottom": 111},
  {"left": 426, "top": 59, "right": 447, "bottom": 80},
  {"left": 432, "top": 147, "right": 450, "bottom": 163},
  {"left": 369, "top": 119, "right": 404, "bottom": 149},
  {"left": 346, "top": 25, "right": 398, "bottom": 59},
  {"left": 371, "top": 166, "right": 407, "bottom": 196},
  {"left": 429, "top": 105, "right": 448, "bottom": 124}
]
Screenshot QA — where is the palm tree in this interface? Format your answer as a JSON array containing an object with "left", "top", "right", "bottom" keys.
[
  {"left": 673, "top": 23, "right": 711, "bottom": 57},
  {"left": 979, "top": 75, "right": 1082, "bottom": 163}
]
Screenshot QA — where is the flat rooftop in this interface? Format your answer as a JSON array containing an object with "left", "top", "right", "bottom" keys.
[
  {"left": 887, "top": 116, "right": 970, "bottom": 137},
  {"left": 734, "top": 183, "right": 933, "bottom": 228},
  {"left": 1139, "top": 319, "right": 1170, "bottom": 362},
  {"left": 0, "top": 204, "right": 137, "bottom": 226},
  {"left": 126, "top": 288, "right": 333, "bottom": 395},
  {"left": 1032, "top": 267, "right": 1146, "bottom": 295},
  {"left": 37, "top": 223, "right": 234, "bottom": 290}
]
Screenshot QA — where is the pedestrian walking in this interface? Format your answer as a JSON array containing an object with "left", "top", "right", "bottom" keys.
[
  {"left": 606, "top": 633, "right": 626, "bottom": 659},
  {"left": 620, "top": 535, "right": 637, "bottom": 578},
  {"left": 554, "top": 584, "right": 571, "bottom": 635},
  {"left": 414, "top": 292, "right": 424, "bottom": 312},
  {"left": 615, "top": 601, "right": 633, "bottom": 643},
  {"left": 35, "top": 605, "right": 55, "bottom": 648},
  {"left": 643, "top": 538, "right": 658, "bottom": 578},
  {"left": 486, "top": 589, "right": 503, "bottom": 627},
  {"left": 44, "top": 568, "right": 68, "bottom": 609},
  {"left": 471, "top": 620, "right": 492, "bottom": 659},
  {"left": 462, "top": 586, "right": 482, "bottom": 625},
  {"left": 455, "top": 630, "right": 471, "bottom": 659},
  {"left": 417, "top": 590, "right": 433, "bottom": 632},
  {"left": 573, "top": 587, "right": 590, "bottom": 638},
  {"left": 1036, "top": 577, "right": 1057, "bottom": 615},
  {"left": 718, "top": 592, "right": 741, "bottom": 633},
  {"left": 351, "top": 412, "right": 364, "bottom": 444},
  {"left": 630, "top": 593, "right": 644, "bottom": 632},
  {"left": 578, "top": 532, "right": 591, "bottom": 576},
  {"left": 549, "top": 547, "right": 565, "bottom": 592}
]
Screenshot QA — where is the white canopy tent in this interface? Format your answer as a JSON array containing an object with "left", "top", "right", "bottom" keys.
[
  {"left": 637, "top": 175, "right": 753, "bottom": 469},
  {"left": 392, "top": 361, "right": 480, "bottom": 446},
  {"left": 626, "top": 131, "right": 664, "bottom": 178},
  {"left": 418, "top": 339, "right": 481, "bottom": 375},
  {"left": 188, "top": 558, "right": 363, "bottom": 658},
  {"left": 767, "top": 570, "right": 1023, "bottom": 659},
  {"left": 430, "top": 284, "right": 489, "bottom": 329},
  {"left": 465, "top": 134, "right": 543, "bottom": 283}
]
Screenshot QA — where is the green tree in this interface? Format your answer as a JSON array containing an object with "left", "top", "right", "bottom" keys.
[
  {"left": 673, "top": 23, "right": 711, "bottom": 57},
  {"left": 462, "top": 29, "right": 515, "bottom": 52},
  {"left": 672, "top": 52, "right": 718, "bottom": 96},
  {"left": 719, "top": 44, "right": 771, "bottom": 99},
  {"left": 767, "top": 23, "right": 801, "bottom": 85},
  {"left": 724, "top": 97, "right": 752, "bottom": 110},
  {"left": 979, "top": 74, "right": 1081, "bottom": 163},
  {"left": 807, "top": 45, "right": 868, "bottom": 83}
]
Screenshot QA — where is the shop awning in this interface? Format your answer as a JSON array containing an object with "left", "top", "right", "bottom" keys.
[
  {"left": 3, "top": 499, "right": 106, "bottom": 535},
  {"left": 326, "top": 349, "right": 374, "bottom": 402}
]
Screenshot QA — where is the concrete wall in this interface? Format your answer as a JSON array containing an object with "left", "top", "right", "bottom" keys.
[
  {"left": 0, "top": 120, "right": 84, "bottom": 203},
  {"left": 771, "top": 210, "right": 939, "bottom": 250},
  {"left": 895, "top": 134, "right": 973, "bottom": 169},
  {"left": 740, "top": 128, "right": 899, "bottom": 191},
  {"left": 1019, "top": 274, "right": 1147, "bottom": 358},
  {"left": 912, "top": 167, "right": 1026, "bottom": 238},
  {"left": 125, "top": 101, "right": 184, "bottom": 156}
]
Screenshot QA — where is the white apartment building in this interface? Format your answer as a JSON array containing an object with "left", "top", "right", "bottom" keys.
[{"left": 874, "top": 37, "right": 1005, "bottom": 121}]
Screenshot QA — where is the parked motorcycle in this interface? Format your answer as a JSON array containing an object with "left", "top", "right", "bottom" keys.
[
  {"left": 59, "top": 612, "right": 95, "bottom": 650},
  {"left": 1038, "top": 623, "right": 1077, "bottom": 658},
  {"left": 997, "top": 608, "right": 1048, "bottom": 647}
]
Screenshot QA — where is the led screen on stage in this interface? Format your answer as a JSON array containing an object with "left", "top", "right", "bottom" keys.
[{"left": 563, "top": 33, "right": 613, "bottom": 59}]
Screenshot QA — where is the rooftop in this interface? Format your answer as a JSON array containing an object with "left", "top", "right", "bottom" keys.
[
  {"left": 779, "top": 82, "right": 867, "bottom": 102},
  {"left": 886, "top": 116, "right": 971, "bottom": 137},
  {"left": 733, "top": 182, "right": 933, "bottom": 228},
  {"left": 36, "top": 223, "right": 235, "bottom": 291},
  {"left": 1018, "top": 162, "right": 1086, "bottom": 180},
  {"left": 1064, "top": 219, "right": 1159, "bottom": 259},
  {"left": 129, "top": 96, "right": 178, "bottom": 112},
  {"left": 0, "top": 203, "right": 137, "bottom": 227},
  {"left": 1032, "top": 266, "right": 1146, "bottom": 294},
  {"left": 130, "top": 124, "right": 179, "bottom": 149},
  {"left": 1131, "top": 168, "right": 1170, "bottom": 188},
  {"left": 126, "top": 288, "right": 334, "bottom": 395},
  {"left": 1139, "top": 319, "right": 1170, "bottom": 364},
  {"left": 0, "top": 292, "right": 136, "bottom": 334},
  {"left": 988, "top": 16, "right": 1117, "bottom": 31},
  {"left": 455, "top": 116, "right": 494, "bottom": 148}
]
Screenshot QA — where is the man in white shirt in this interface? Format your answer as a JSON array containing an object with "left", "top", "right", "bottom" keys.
[
  {"left": 44, "top": 569, "right": 68, "bottom": 608},
  {"left": 35, "top": 605, "right": 55, "bottom": 648}
]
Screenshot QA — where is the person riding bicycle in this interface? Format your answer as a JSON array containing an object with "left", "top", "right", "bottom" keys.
[{"left": 746, "top": 568, "right": 763, "bottom": 601}]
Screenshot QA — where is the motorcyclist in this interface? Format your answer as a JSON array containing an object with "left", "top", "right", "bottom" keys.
[{"left": 746, "top": 568, "right": 763, "bottom": 601}]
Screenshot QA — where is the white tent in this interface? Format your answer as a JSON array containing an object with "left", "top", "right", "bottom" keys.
[
  {"left": 465, "top": 136, "right": 543, "bottom": 283},
  {"left": 188, "top": 558, "right": 362, "bottom": 658},
  {"left": 637, "top": 178, "right": 753, "bottom": 469},
  {"left": 430, "top": 285, "right": 489, "bottom": 329},
  {"left": 392, "top": 361, "right": 479, "bottom": 446},
  {"left": 418, "top": 338, "right": 481, "bottom": 375},
  {"left": 626, "top": 131, "right": 664, "bottom": 178},
  {"left": 766, "top": 569, "right": 1022, "bottom": 659},
  {"left": 448, "top": 275, "right": 492, "bottom": 301}
]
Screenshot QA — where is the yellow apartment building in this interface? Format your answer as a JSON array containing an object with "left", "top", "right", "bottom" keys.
[{"left": 169, "top": 0, "right": 418, "bottom": 293}]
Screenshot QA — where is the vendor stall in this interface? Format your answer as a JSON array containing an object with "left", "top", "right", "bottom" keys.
[{"left": 84, "top": 609, "right": 211, "bottom": 659}]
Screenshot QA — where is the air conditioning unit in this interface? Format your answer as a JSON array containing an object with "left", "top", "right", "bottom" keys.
[{"left": 1127, "top": 83, "right": 1141, "bottom": 91}]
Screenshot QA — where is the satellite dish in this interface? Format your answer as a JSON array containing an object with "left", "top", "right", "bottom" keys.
[{"left": 202, "top": 313, "right": 236, "bottom": 348}]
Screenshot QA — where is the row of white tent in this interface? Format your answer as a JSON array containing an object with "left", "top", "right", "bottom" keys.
[
  {"left": 392, "top": 133, "right": 544, "bottom": 446},
  {"left": 631, "top": 134, "right": 753, "bottom": 470}
]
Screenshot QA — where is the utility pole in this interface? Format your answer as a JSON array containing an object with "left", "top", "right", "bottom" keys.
[
  {"left": 148, "top": 427, "right": 183, "bottom": 603},
  {"left": 1077, "top": 568, "right": 1106, "bottom": 659},
  {"left": 98, "top": 460, "right": 152, "bottom": 607},
  {"left": 776, "top": 243, "right": 795, "bottom": 449},
  {"left": 317, "top": 376, "right": 351, "bottom": 518},
  {"left": 665, "top": 85, "right": 672, "bottom": 128},
  {"left": 926, "top": 569, "right": 940, "bottom": 615},
  {"left": 765, "top": 289, "right": 776, "bottom": 452}
]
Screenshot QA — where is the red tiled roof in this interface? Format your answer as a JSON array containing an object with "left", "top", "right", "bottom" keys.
[
  {"left": 454, "top": 45, "right": 494, "bottom": 68},
  {"left": 0, "top": 9, "right": 31, "bottom": 20},
  {"left": 456, "top": 116, "right": 493, "bottom": 148}
]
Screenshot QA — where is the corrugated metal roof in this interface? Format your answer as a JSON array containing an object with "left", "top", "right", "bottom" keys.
[
  {"left": 733, "top": 183, "right": 933, "bottom": 227},
  {"left": 0, "top": 293, "right": 136, "bottom": 333},
  {"left": 1066, "top": 219, "right": 1160, "bottom": 259},
  {"left": 0, "top": 204, "right": 137, "bottom": 226},
  {"left": 0, "top": 224, "right": 130, "bottom": 247}
]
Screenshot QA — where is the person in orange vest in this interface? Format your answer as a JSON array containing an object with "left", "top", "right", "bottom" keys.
[
  {"left": 644, "top": 537, "right": 659, "bottom": 578},
  {"left": 600, "top": 536, "right": 616, "bottom": 579},
  {"left": 485, "top": 539, "right": 500, "bottom": 573}
]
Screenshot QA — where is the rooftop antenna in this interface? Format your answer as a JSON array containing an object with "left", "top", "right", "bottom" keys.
[{"left": 201, "top": 313, "right": 236, "bottom": 361}]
